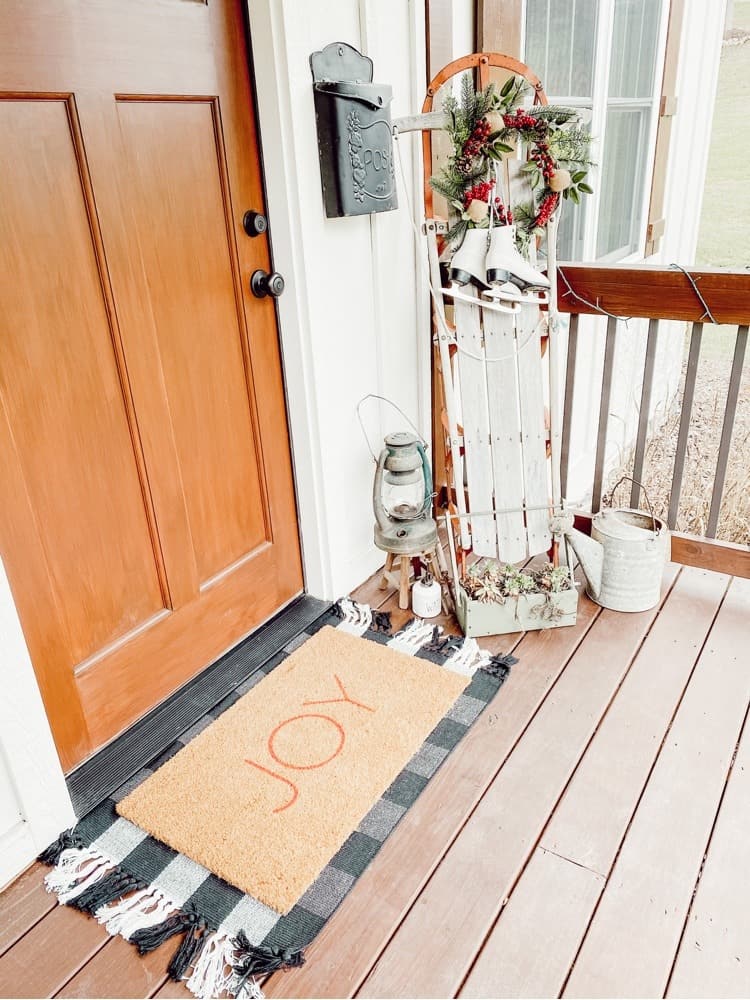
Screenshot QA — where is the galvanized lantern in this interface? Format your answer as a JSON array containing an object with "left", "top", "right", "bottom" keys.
[{"left": 373, "top": 432, "right": 438, "bottom": 554}]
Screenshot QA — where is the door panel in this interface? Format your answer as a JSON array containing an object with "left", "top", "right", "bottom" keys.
[
  {"left": 0, "top": 99, "right": 164, "bottom": 665},
  {"left": 114, "top": 99, "right": 268, "bottom": 582},
  {"left": 0, "top": 1, "right": 303, "bottom": 771}
]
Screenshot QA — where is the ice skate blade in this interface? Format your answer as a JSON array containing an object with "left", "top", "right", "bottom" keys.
[
  {"left": 442, "top": 284, "right": 521, "bottom": 315},
  {"left": 487, "top": 286, "right": 550, "bottom": 306}
]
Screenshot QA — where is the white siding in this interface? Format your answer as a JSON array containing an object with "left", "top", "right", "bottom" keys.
[{"left": 248, "top": 0, "right": 429, "bottom": 598}]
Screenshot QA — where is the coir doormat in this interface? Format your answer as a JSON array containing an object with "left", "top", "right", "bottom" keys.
[
  {"left": 39, "top": 600, "right": 515, "bottom": 999},
  {"left": 117, "top": 623, "right": 468, "bottom": 913}
]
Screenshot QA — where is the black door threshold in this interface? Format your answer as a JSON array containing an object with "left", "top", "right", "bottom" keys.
[{"left": 67, "top": 594, "right": 330, "bottom": 816}]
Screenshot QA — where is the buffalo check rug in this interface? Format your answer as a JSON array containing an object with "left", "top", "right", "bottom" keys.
[{"left": 39, "top": 599, "right": 515, "bottom": 999}]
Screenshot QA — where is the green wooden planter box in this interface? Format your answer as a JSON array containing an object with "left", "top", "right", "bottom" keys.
[{"left": 454, "top": 581, "right": 579, "bottom": 638}]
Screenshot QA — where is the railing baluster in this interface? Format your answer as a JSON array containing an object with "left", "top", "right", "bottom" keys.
[
  {"left": 707, "top": 325, "right": 748, "bottom": 538},
  {"left": 668, "top": 322, "right": 703, "bottom": 529},
  {"left": 560, "top": 313, "right": 579, "bottom": 500},
  {"left": 630, "top": 319, "right": 659, "bottom": 508},
  {"left": 591, "top": 316, "right": 618, "bottom": 513}
]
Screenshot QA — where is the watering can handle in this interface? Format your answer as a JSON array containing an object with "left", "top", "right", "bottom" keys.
[{"left": 605, "top": 475, "right": 659, "bottom": 538}]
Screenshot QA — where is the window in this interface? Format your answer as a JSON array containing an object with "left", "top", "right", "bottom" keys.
[{"left": 524, "top": 0, "right": 666, "bottom": 261}]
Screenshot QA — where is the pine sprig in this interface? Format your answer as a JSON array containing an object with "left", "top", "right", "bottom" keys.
[
  {"left": 532, "top": 105, "right": 580, "bottom": 125},
  {"left": 429, "top": 172, "right": 465, "bottom": 203},
  {"left": 549, "top": 126, "right": 594, "bottom": 165}
]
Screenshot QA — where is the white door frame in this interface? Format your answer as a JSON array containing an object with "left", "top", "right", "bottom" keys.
[
  {"left": 0, "top": 560, "right": 75, "bottom": 889},
  {"left": 244, "top": 0, "right": 334, "bottom": 599}
]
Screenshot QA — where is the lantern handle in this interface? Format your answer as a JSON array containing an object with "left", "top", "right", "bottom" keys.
[{"left": 356, "top": 393, "right": 428, "bottom": 462}]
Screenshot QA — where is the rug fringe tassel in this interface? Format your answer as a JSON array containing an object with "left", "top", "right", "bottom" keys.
[
  {"left": 68, "top": 868, "right": 145, "bottom": 914},
  {"left": 388, "top": 617, "right": 435, "bottom": 654},
  {"left": 96, "top": 884, "right": 179, "bottom": 939},
  {"left": 131, "top": 909, "right": 197, "bottom": 955},
  {"left": 234, "top": 977, "right": 265, "bottom": 1000},
  {"left": 482, "top": 652, "right": 517, "bottom": 681},
  {"left": 230, "top": 930, "right": 304, "bottom": 997},
  {"left": 443, "top": 636, "right": 491, "bottom": 676},
  {"left": 332, "top": 598, "right": 373, "bottom": 635},
  {"left": 371, "top": 609, "right": 392, "bottom": 634},
  {"left": 38, "top": 829, "right": 84, "bottom": 866},
  {"left": 168, "top": 917, "right": 209, "bottom": 981},
  {"left": 184, "top": 930, "right": 236, "bottom": 999},
  {"left": 43, "top": 845, "right": 117, "bottom": 904}
]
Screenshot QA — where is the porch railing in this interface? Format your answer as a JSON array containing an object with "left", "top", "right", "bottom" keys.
[{"left": 557, "top": 264, "right": 750, "bottom": 579}]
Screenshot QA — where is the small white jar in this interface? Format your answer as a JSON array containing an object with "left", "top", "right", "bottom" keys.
[{"left": 412, "top": 572, "right": 442, "bottom": 618}]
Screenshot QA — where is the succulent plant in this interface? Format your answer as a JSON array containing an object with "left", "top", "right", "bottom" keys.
[{"left": 461, "top": 560, "right": 572, "bottom": 604}]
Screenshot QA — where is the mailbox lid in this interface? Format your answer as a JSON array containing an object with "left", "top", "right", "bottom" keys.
[
  {"left": 313, "top": 80, "right": 393, "bottom": 112},
  {"left": 310, "top": 41, "right": 374, "bottom": 86}
]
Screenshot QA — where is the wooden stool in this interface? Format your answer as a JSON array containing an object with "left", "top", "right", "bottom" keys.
[{"left": 378, "top": 544, "right": 452, "bottom": 612}]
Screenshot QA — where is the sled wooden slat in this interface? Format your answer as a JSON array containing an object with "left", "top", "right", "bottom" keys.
[
  {"left": 517, "top": 303, "right": 551, "bottom": 554},
  {"left": 484, "top": 307, "right": 527, "bottom": 562},
  {"left": 425, "top": 220, "right": 471, "bottom": 551},
  {"left": 453, "top": 291, "right": 497, "bottom": 557}
]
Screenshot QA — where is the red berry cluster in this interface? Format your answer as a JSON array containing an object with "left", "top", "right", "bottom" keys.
[
  {"left": 493, "top": 199, "right": 513, "bottom": 226},
  {"left": 502, "top": 108, "right": 540, "bottom": 130},
  {"left": 457, "top": 118, "right": 492, "bottom": 173},
  {"left": 530, "top": 140, "right": 556, "bottom": 183},
  {"left": 534, "top": 192, "right": 559, "bottom": 228},
  {"left": 462, "top": 179, "right": 494, "bottom": 209}
]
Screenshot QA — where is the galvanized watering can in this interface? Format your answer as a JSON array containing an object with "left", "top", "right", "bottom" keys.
[{"left": 552, "top": 478, "right": 669, "bottom": 613}]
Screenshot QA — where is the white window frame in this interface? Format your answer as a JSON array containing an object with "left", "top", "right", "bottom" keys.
[{"left": 522, "top": 0, "right": 671, "bottom": 263}]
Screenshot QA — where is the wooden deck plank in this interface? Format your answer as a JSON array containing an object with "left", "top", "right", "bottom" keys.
[
  {"left": 0, "top": 863, "right": 56, "bottom": 959},
  {"left": 460, "top": 847, "right": 604, "bottom": 999},
  {"left": 459, "top": 566, "right": 727, "bottom": 998},
  {"left": 55, "top": 935, "right": 174, "bottom": 999},
  {"left": 563, "top": 576, "right": 750, "bottom": 999},
  {"left": 0, "top": 903, "right": 109, "bottom": 998},
  {"left": 264, "top": 590, "right": 602, "bottom": 999},
  {"left": 667, "top": 683, "right": 750, "bottom": 997},
  {"left": 543, "top": 566, "right": 728, "bottom": 874},
  {"left": 6, "top": 562, "right": 746, "bottom": 1000},
  {"left": 356, "top": 568, "right": 678, "bottom": 999},
  {"left": 350, "top": 565, "right": 397, "bottom": 610}
]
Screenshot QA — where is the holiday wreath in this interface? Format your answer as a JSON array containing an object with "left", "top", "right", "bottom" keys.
[{"left": 430, "top": 73, "right": 594, "bottom": 251}]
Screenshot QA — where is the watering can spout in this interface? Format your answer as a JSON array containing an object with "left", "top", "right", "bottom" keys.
[{"left": 550, "top": 513, "right": 604, "bottom": 600}]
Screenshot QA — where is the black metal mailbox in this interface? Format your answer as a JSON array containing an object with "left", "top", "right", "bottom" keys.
[{"left": 310, "top": 42, "right": 398, "bottom": 219}]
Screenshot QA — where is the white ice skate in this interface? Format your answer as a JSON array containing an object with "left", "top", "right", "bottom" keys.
[
  {"left": 485, "top": 225, "right": 550, "bottom": 305},
  {"left": 444, "top": 228, "right": 519, "bottom": 315}
]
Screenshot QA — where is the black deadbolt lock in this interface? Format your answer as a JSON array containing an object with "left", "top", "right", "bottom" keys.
[
  {"left": 250, "top": 270, "right": 285, "bottom": 299},
  {"left": 243, "top": 210, "right": 268, "bottom": 237}
]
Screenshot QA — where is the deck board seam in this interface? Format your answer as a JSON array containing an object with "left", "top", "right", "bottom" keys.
[
  {"left": 556, "top": 572, "right": 734, "bottom": 999},
  {"left": 0, "top": 892, "right": 57, "bottom": 962},
  {"left": 538, "top": 846, "right": 607, "bottom": 879},
  {"left": 663, "top": 636, "right": 750, "bottom": 997},
  {"left": 50, "top": 931, "right": 112, "bottom": 998}
]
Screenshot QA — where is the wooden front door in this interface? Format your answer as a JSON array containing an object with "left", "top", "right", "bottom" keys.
[{"left": 0, "top": 0, "right": 303, "bottom": 771}]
